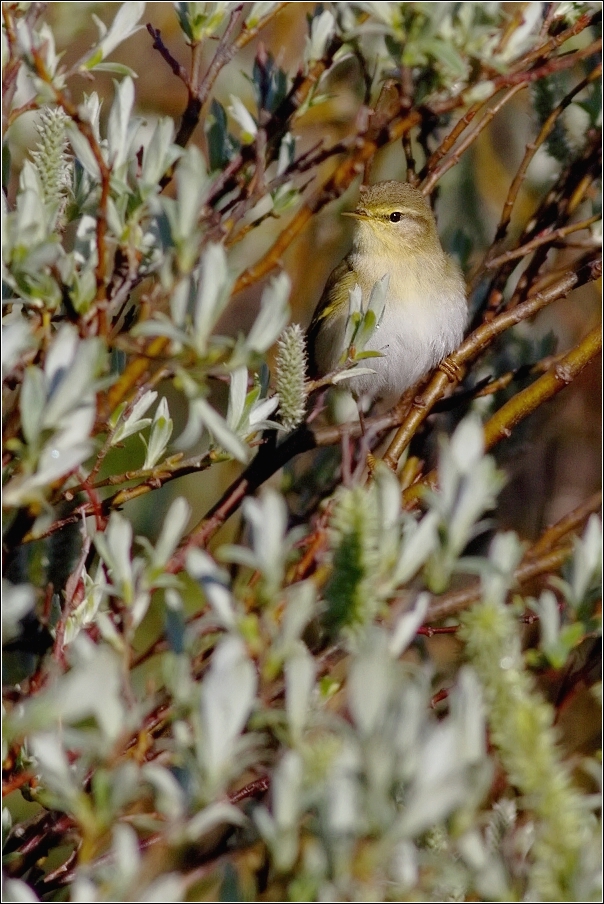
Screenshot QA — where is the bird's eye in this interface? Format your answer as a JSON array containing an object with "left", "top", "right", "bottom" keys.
[{"left": 389, "top": 211, "right": 402, "bottom": 222}]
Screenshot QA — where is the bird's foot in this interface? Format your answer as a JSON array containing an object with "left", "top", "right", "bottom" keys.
[{"left": 439, "top": 358, "right": 463, "bottom": 384}]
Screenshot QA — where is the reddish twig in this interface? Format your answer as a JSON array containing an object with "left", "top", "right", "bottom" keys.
[
  {"left": 485, "top": 214, "right": 601, "bottom": 270},
  {"left": 483, "top": 324, "right": 602, "bottom": 450},
  {"left": 145, "top": 24, "right": 189, "bottom": 84},
  {"left": 422, "top": 83, "right": 527, "bottom": 195},
  {"left": 490, "top": 65, "right": 602, "bottom": 250},
  {"left": 383, "top": 252, "right": 601, "bottom": 472},
  {"left": 426, "top": 546, "right": 574, "bottom": 623}
]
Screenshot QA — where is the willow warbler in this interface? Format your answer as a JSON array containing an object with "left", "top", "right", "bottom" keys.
[{"left": 307, "top": 181, "right": 467, "bottom": 408}]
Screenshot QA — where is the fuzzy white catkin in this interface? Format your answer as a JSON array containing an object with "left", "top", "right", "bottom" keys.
[{"left": 275, "top": 323, "right": 308, "bottom": 432}]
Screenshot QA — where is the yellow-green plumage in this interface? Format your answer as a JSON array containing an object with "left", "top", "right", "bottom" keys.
[{"left": 307, "top": 181, "right": 467, "bottom": 407}]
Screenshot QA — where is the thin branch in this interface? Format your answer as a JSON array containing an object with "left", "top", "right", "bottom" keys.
[
  {"left": 528, "top": 491, "right": 602, "bottom": 560},
  {"left": 500, "top": 36, "right": 602, "bottom": 88},
  {"left": 195, "top": 5, "right": 246, "bottom": 100},
  {"left": 477, "top": 132, "right": 600, "bottom": 314},
  {"left": 145, "top": 24, "right": 189, "bottom": 85},
  {"left": 427, "top": 14, "right": 601, "bottom": 118},
  {"left": 382, "top": 253, "right": 601, "bottom": 472},
  {"left": 21, "top": 453, "right": 213, "bottom": 544},
  {"left": 2, "top": 4, "right": 24, "bottom": 130},
  {"left": 102, "top": 335, "right": 169, "bottom": 418},
  {"left": 482, "top": 324, "right": 602, "bottom": 451},
  {"left": 516, "top": 8, "right": 600, "bottom": 70},
  {"left": 2, "top": 771, "right": 35, "bottom": 797},
  {"left": 172, "top": 3, "right": 289, "bottom": 151},
  {"left": 426, "top": 546, "right": 573, "bottom": 623},
  {"left": 419, "top": 98, "right": 482, "bottom": 179},
  {"left": 426, "top": 475, "right": 601, "bottom": 625},
  {"left": 485, "top": 214, "right": 601, "bottom": 270},
  {"left": 489, "top": 65, "right": 601, "bottom": 249},
  {"left": 421, "top": 83, "right": 527, "bottom": 195}
]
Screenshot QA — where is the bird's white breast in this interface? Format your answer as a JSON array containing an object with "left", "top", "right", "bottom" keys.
[{"left": 338, "top": 251, "right": 467, "bottom": 405}]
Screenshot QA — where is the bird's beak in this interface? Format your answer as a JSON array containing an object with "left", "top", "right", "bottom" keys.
[{"left": 342, "top": 210, "right": 370, "bottom": 220}]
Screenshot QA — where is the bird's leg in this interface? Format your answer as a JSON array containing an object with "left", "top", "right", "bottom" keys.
[
  {"left": 352, "top": 393, "right": 377, "bottom": 474},
  {"left": 341, "top": 423, "right": 353, "bottom": 486},
  {"left": 306, "top": 387, "right": 328, "bottom": 424}
]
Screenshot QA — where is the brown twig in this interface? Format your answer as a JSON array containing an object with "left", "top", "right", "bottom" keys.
[
  {"left": 145, "top": 24, "right": 189, "bottom": 85},
  {"left": 527, "top": 491, "right": 602, "bottom": 560},
  {"left": 489, "top": 65, "right": 601, "bottom": 250},
  {"left": 421, "top": 83, "right": 527, "bottom": 195},
  {"left": 426, "top": 478, "right": 601, "bottom": 627},
  {"left": 2, "top": 771, "right": 35, "bottom": 797},
  {"left": 426, "top": 545, "right": 574, "bottom": 623},
  {"left": 20, "top": 453, "right": 214, "bottom": 544},
  {"left": 102, "top": 335, "right": 173, "bottom": 419},
  {"left": 479, "top": 131, "right": 600, "bottom": 315},
  {"left": 518, "top": 8, "right": 599, "bottom": 69},
  {"left": 484, "top": 215, "right": 601, "bottom": 270},
  {"left": 419, "top": 98, "right": 482, "bottom": 179},
  {"left": 2, "top": 3, "right": 26, "bottom": 130},
  {"left": 383, "top": 252, "right": 601, "bottom": 473},
  {"left": 482, "top": 324, "right": 602, "bottom": 450},
  {"left": 168, "top": 3, "right": 288, "bottom": 152},
  {"left": 497, "top": 36, "right": 602, "bottom": 89}
]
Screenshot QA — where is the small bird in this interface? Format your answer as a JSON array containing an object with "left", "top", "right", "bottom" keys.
[
  {"left": 186, "top": 182, "right": 468, "bottom": 549},
  {"left": 307, "top": 181, "right": 467, "bottom": 409}
]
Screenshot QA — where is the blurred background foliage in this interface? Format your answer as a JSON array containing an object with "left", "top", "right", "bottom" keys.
[{"left": 2, "top": 2, "right": 602, "bottom": 901}]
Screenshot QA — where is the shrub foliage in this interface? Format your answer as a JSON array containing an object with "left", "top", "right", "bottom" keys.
[{"left": 2, "top": 3, "right": 601, "bottom": 901}]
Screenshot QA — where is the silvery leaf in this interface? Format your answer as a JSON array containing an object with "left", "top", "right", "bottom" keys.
[
  {"left": 192, "top": 397, "right": 249, "bottom": 463},
  {"left": 84, "top": 2, "right": 146, "bottom": 69},
  {"left": 107, "top": 76, "right": 136, "bottom": 169},
  {"left": 389, "top": 593, "right": 430, "bottom": 657},
  {"left": 193, "top": 243, "right": 230, "bottom": 354},
  {"left": 153, "top": 497, "right": 190, "bottom": 568},
  {"left": 247, "top": 272, "right": 291, "bottom": 354},
  {"left": 286, "top": 643, "right": 315, "bottom": 741}
]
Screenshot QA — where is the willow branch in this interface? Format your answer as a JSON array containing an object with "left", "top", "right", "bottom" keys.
[
  {"left": 21, "top": 454, "right": 213, "bottom": 544},
  {"left": 419, "top": 98, "right": 482, "bottom": 179},
  {"left": 496, "top": 36, "right": 602, "bottom": 89},
  {"left": 426, "top": 546, "right": 573, "bottom": 623},
  {"left": 528, "top": 491, "right": 602, "bottom": 560},
  {"left": 479, "top": 132, "right": 600, "bottom": 312},
  {"left": 425, "top": 480, "right": 601, "bottom": 624},
  {"left": 2, "top": 4, "right": 21, "bottom": 131},
  {"left": 515, "top": 9, "right": 600, "bottom": 70},
  {"left": 428, "top": 12, "right": 601, "bottom": 117},
  {"left": 102, "top": 335, "right": 169, "bottom": 418},
  {"left": 490, "top": 64, "right": 601, "bottom": 250},
  {"left": 483, "top": 325, "right": 601, "bottom": 449},
  {"left": 173, "top": 5, "right": 246, "bottom": 150},
  {"left": 421, "top": 83, "right": 527, "bottom": 195},
  {"left": 145, "top": 24, "right": 189, "bottom": 85},
  {"left": 154, "top": 2, "right": 286, "bottom": 164},
  {"left": 383, "top": 253, "right": 601, "bottom": 472},
  {"left": 194, "top": 5, "right": 246, "bottom": 105},
  {"left": 484, "top": 215, "right": 600, "bottom": 270}
]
